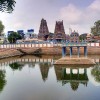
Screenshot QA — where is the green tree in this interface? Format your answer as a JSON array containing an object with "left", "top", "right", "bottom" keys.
[
  {"left": 91, "top": 65, "right": 100, "bottom": 82},
  {"left": 8, "top": 32, "right": 22, "bottom": 43},
  {"left": 79, "top": 33, "right": 87, "bottom": 41},
  {"left": 0, "top": 20, "right": 4, "bottom": 36},
  {"left": 0, "top": 0, "right": 16, "bottom": 13},
  {"left": 9, "top": 62, "right": 23, "bottom": 71},
  {"left": 0, "top": 70, "right": 6, "bottom": 92},
  {"left": 91, "top": 20, "right": 100, "bottom": 36}
]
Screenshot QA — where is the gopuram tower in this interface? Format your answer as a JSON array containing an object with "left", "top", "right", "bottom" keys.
[
  {"left": 38, "top": 18, "right": 49, "bottom": 40},
  {"left": 54, "top": 20, "right": 66, "bottom": 42}
]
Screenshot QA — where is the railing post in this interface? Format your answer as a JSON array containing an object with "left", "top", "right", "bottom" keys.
[
  {"left": 77, "top": 46, "right": 80, "bottom": 57},
  {"left": 84, "top": 46, "right": 87, "bottom": 57},
  {"left": 70, "top": 47, "right": 73, "bottom": 57}
]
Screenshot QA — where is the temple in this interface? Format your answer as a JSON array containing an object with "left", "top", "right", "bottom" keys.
[
  {"left": 70, "top": 31, "right": 79, "bottom": 43},
  {"left": 38, "top": 18, "right": 49, "bottom": 41},
  {"left": 38, "top": 19, "right": 80, "bottom": 42},
  {"left": 53, "top": 20, "right": 66, "bottom": 42}
]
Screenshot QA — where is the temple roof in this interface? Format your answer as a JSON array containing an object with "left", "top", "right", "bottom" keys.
[{"left": 70, "top": 31, "right": 79, "bottom": 36}]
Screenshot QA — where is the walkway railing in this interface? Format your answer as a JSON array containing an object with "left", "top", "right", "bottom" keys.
[
  {"left": 0, "top": 42, "right": 100, "bottom": 49},
  {"left": 61, "top": 42, "right": 87, "bottom": 47},
  {"left": 0, "top": 43, "right": 54, "bottom": 49}
]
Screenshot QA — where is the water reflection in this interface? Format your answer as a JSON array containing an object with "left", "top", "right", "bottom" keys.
[
  {"left": 91, "top": 64, "right": 100, "bottom": 83},
  {"left": 0, "top": 70, "right": 6, "bottom": 92},
  {"left": 54, "top": 65, "right": 88, "bottom": 91},
  {"left": 0, "top": 55, "right": 100, "bottom": 100},
  {"left": 39, "top": 62, "right": 52, "bottom": 81},
  {"left": 9, "top": 62, "right": 24, "bottom": 71}
]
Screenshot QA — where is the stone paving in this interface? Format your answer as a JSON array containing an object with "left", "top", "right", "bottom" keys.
[{"left": 54, "top": 56, "right": 96, "bottom": 65}]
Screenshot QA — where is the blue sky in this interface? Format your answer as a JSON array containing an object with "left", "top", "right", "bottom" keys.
[{"left": 0, "top": 0, "right": 100, "bottom": 34}]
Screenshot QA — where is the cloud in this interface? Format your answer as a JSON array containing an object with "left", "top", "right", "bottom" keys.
[
  {"left": 60, "top": 4, "right": 82, "bottom": 24},
  {"left": 0, "top": 0, "right": 100, "bottom": 34},
  {"left": 88, "top": 0, "right": 100, "bottom": 11},
  {"left": 60, "top": 0, "right": 100, "bottom": 34}
]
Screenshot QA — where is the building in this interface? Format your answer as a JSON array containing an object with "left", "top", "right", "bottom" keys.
[
  {"left": 66, "top": 34, "right": 70, "bottom": 42},
  {"left": 7, "top": 31, "right": 14, "bottom": 36},
  {"left": 47, "top": 33, "right": 54, "bottom": 41},
  {"left": 92, "top": 36, "right": 100, "bottom": 42},
  {"left": 38, "top": 18, "right": 49, "bottom": 41},
  {"left": 27, "top": 29, "right": 34, "bottom": 38},
  {"left": 17, "top": 30, "right": 25, "bottom": 39},
  {"left": 86, "top": 34, "right": 93, "bottom": 42},
  {"left": 0, "top": 34, "right": 6, "bottom": 43},
  {"left": 70, "top": 31, "right": 79, "bottom": 43},
  {"left": 53, "top": 20, "right": 66, "bottom": 42}
]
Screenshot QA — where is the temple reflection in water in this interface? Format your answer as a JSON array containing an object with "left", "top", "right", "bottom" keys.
[
  {"left": 39, "top": 62, "right": 52, "bottom": 81},
  {"left": 0, "top": 55, "right": 100, "bottom": 94},
  {"left": 54, "top": 65, "right": 88, "bottom": 91}
]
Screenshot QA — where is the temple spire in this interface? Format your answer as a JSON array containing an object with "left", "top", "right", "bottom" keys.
[{"left": 38, "top": 18, "right": 49, "bottom": 40}]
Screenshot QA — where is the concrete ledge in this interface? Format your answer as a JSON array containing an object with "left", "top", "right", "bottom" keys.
[
  {"left": 54, "top": 57, "right": 96, "bottom": 65},
  {"left": 0, "top": 49, "right": 23, "bottom": 59}
]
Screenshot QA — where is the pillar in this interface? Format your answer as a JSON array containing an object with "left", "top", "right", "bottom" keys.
[
  {"left": 62, "top": 68, "right": 66, "bottom": 78},
  {"left": 84, "top": 46, "right": 87, "bottom": 57},
  {"left": 70, "top": 69, "right": 72, "bottom": 79},
  {"left": 78, "top": 69, "right": 79, "bottom": 79},
  {"left": 77, "top": 47, "right": 80, "bottom": 57},
  {"left": 84, "top": 68, "right": 87, "bottom": 75},
  {"left": 84, "top": 68, "right": 87, "bottom": 79},
  {"left": 62, "top": 47, "right": 66, "bottom": 57},
  {"left": 70, "top": 47, "right": 73, "bottom": 57}
]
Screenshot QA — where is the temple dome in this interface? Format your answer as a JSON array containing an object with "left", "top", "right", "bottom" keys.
[
  {"left": 70, "top": 31, "right": 79, "bottom": 37},
  {"left": 70, "top": 31, "right": 79, "bottom": 42}
]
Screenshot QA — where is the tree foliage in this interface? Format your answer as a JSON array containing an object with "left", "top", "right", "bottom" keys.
[
  {"left": 0, "top": 20, "right": 4, "bottom": 35},
  {"left": 91, "top": 65, "right": 100, "bottom": 82},
  {"left": 0, "top": 0, "right": 16, "bottom": 13},
  {"left": 9, "top": 62, "right": 23, "bottom": 71},
  {"left": 91, "top": 20, "right": 100, "bottom": 36},
  {"left": 79, "top": 33, "right": 87, "bottom": 41},
  {"left": 8, "top": 31, "right": 22, "bottom": 43},
  {"left": 0, "top": 70, "right": 6, "bottom": 92}
]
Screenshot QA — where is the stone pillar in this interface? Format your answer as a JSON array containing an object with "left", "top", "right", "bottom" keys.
[
  {"left": 84, "top": 46, "right": 87, "bottom": 57},
  {"left": 78, "top": 69, "right": 79, "bottom": 79},
  {"left": 62, "top": 68, "right": 66, "bottom": 78},
  {"left": 70, "top": 69, "right": 72, "bottom": 79},
  {"left": 84, "top": 68, "right": 87, "bottom": 75},
  {"left": 70, "top": 47, "right": 73, "bottom": 57},
  {"left": 62, "top": 47, "right": 66, "bottom": 57},
  {"left": 84, "top": 68, "right": 87, "bottom": 79},
  {"left": 77, "top": 47, "right": 80, "bottom": 57}
]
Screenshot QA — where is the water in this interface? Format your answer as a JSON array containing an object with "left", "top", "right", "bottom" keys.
[{"left": 0, "top": 55, "right": 100, "bottom": 100}]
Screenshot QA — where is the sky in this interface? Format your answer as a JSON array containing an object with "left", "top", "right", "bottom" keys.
[{"left": 0, "top": 0, "right": 100, "bottom": 35}]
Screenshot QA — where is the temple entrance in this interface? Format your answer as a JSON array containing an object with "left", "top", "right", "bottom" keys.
[
  {"left": 44, "top": 35, "right": 49, "bottom": 41},
  {"left": 56, "top": 39, "right": 66, "bottom": 43},
  {"left": 56, "top": 39, "right": 62, "bottom": 43}
]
